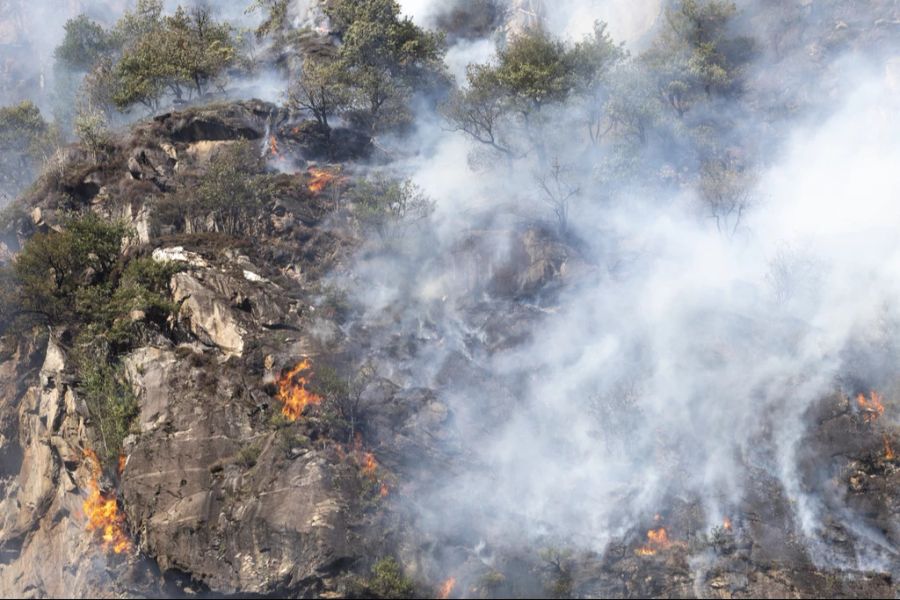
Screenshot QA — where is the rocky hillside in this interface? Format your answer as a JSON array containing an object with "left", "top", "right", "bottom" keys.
[
  {"left": 0, "top": 1, "right": 899, "bottom": 598},
  {"left": 0, "top": 94, "right": 894, "bottom": 598}
]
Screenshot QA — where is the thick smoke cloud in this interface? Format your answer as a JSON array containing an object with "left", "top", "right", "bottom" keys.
[{"left": 353, "top": 0, "right": 900, "bottom": 577}]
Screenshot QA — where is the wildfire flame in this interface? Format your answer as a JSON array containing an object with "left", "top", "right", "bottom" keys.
[
  {"left": 118, "top": 453, "right": 127, "bottom": 476},
  {"left": 437, "top": 577, "right": 456, "bottom": 599},
  {"left": 361, "top": 452, "right": 378, "bottom": 479},
  {"left": 722, "top": 517, "right": 732, "bottom": 531},
  {"left": 380, "top": 482, "right": 390, "bottom": 497},
  {"left": 307, "top": 167, "right": 338, "bottom": 194},
  {"left": 82, "top": 450, "right": 131, "bottom": 555},
  {"left": 884, "top": 434, "right": 895, "bottom": 461},
  {"left": 276, "top": 358, "right": 322, "bottom": 421},
  {"left": 635, "top": 527, "right": 671, "bottom": 556},
  {"left": 269, "top": 134, "right": 279, "bottom": 157},
  {"left": 857, "top": 391, "right": 885, "bottom": 423}
]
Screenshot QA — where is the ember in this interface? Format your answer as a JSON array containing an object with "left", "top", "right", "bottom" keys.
[
  {"left": 277, "top": 358, "right": 322, "bottom": 421},
  {"left": 83, "top": 450, "right": 132, "bottom": 555},
  {"left": 857, "top": 391, "right": 885, "bottom": 423}
]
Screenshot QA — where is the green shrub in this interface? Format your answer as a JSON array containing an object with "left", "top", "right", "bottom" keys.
[
  {"left": 366, "top": 558, "right": 416, "bottom": 599},
  {"left": 76, "top": 357, "right": 139, "bottom": 465},
  {"left": 153, "top": 140, "right": 276, "bottom": 237},
  {"left": 13, "top": 213, "right": 128, "bottom": 325}
]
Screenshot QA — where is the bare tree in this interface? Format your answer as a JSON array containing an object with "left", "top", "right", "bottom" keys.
[
  {"left": 698, "top": 158, "right": 755, "bottom": 236},
  {"left": 536, "top": 158, "right": 581, "bottom": 235}
]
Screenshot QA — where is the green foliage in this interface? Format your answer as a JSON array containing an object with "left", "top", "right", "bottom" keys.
[
  {"left": 366, "top": 558, "right": 417, "bottom": 599},
  {"left": 54, "top": 14, "right": 116, "bottom": 71},
  {"left": 641, "top": 0, "right": 754, "bottom": 116},
  {"left": 494, "top": 29, "right": 576, "bottom": 114},
  {"left": 112, "top": 4, "right": 237, "bottom": 111},
  {"left": 246, "top": 0, "right": 290, "bottom": 40},
  {"left": 347, "top": 176, "right": 434, "bottom": 243},
  {"left": 74, "top": 355, "right": 139, "bottom": 465},
  {"left": 13, "top": 213, "right": 128, "bottom": 324},
  {"left": 287, "top": 54, "right": 351, "bottom": 127},
  {"left": 317, "top": 0, "right": 446, "bottom": 131},
  {"left": 0, "top": 101, "right": 61, "bottom": 201},
  {"left": 153, "top": 140, "right": 274, "bottom": 236},
  {"left": 3, "top": 213, "right": 180, "bottom": 349},
  {"left": 445, "top": 24, "right": 621, "bottom": 156},
  {"left": 74, "top": 109, "right": 114, "bottom": 161}
]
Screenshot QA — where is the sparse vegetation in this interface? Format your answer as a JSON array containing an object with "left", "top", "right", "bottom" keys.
[{"left": 347, "top": 176, "right": 435, "bottom": 244}]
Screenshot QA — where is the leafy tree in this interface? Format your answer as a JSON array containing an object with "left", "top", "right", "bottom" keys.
[
  {"left": 287, "top": 54, "right": 350, "bottom": 127},
  {"left": 12, "top": 213, "right": 128, "bottom": 324},
  {"left": 113, "top": 3, "right": 237, "bottom": 111},
  {"left": 445, "top": 25, "right": 621, "bottom": 156},
  {"left": 54, "top": 14, "right": 115, "bottom": 72},
  {"left": 324, "top": 0, "right": 446, "bottom": 131},
  {"left": 640, "top": 0, "right": 754, "bottom": 116},
  {"left": 493, "top": 29, "right": 576, "bottom": 119}
]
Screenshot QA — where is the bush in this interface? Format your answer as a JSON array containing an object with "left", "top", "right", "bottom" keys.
[
  {"left": 366, "top": 558, "right": 416, "bottom": 599},
  {"left": 76, "top": 357, "right": 139, "bottom": 465},
  {"left": 153, "top": 140, "right": 275, "bottom": 237},
  {"left": 347, "top": 176, "right": 434, "bottom": 243},
  {"left": 13, "top": 213, "right": 128, "bottom": 325}
]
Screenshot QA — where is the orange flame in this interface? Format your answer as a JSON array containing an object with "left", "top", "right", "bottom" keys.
[
  {"left": 361, "top": 452, "right": 378, "bottom": 479},
  {"left": 380, "top": 482, "right": 390, "bottom": 497},
  {"left": 82, "top": 450, "right": 132, "bottom": 554},
  {"left": 857, "top": 391, "right": 885, "bottom": 423},
  {"left": 636, "top": 527, "right": 670, "bottom": 556},
  {"left": 884, "top": 434, "right": 895, "bottom": 461},
  {"left": 117, "top": 453, "right": 127, "bottom": 476},
  {"left": 722, "top": 517, "right": 732, "bottom": 531},
  {"left": 269, "top": 134, "right": 279, "bottom": 157},
  {"left": 276, "top": 358, "right": 322, "bottom": 421},
  {"left": 437, "top": 577, "right": 456, "bottom": 599},
  {"left": 307, "top": 167, "right": 338, "bottom": 194}
]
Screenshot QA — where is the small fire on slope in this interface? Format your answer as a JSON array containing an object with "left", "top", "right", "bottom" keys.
[
  {"left": 884, "top": 434, "right": 895, "bottom": 461},
  {"left": 857, "top": 391, "right": 885, "bottom": 423},
  {"left": 437, "top": 576, "right": 456, "bottom": 599},
  {"left": 277, "top": 358, "right": 322, "bottom": 421},
  {"left": 307, "top": 166, "right": 341, "bottom": 194},
  {"left": 635, "top": 527, "right": 671, "bottom": 556},
  {"left": 269, "top": 134, "right": 279, "bottom": 157},
  {"left": 82, "top": 450, "right": 132, "bottom": 555}
]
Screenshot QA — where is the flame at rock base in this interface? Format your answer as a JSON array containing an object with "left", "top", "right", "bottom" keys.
[{"left": 82, "top": 450, "right": 132, "bottom": 555}]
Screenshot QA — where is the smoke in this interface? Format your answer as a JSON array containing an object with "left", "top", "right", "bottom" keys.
[
  {"left": 349, "top": 0, "right": 900, "bottom": 579},
  {"left": 3, "top": 0, "right": 899, "bottom": 591}
]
